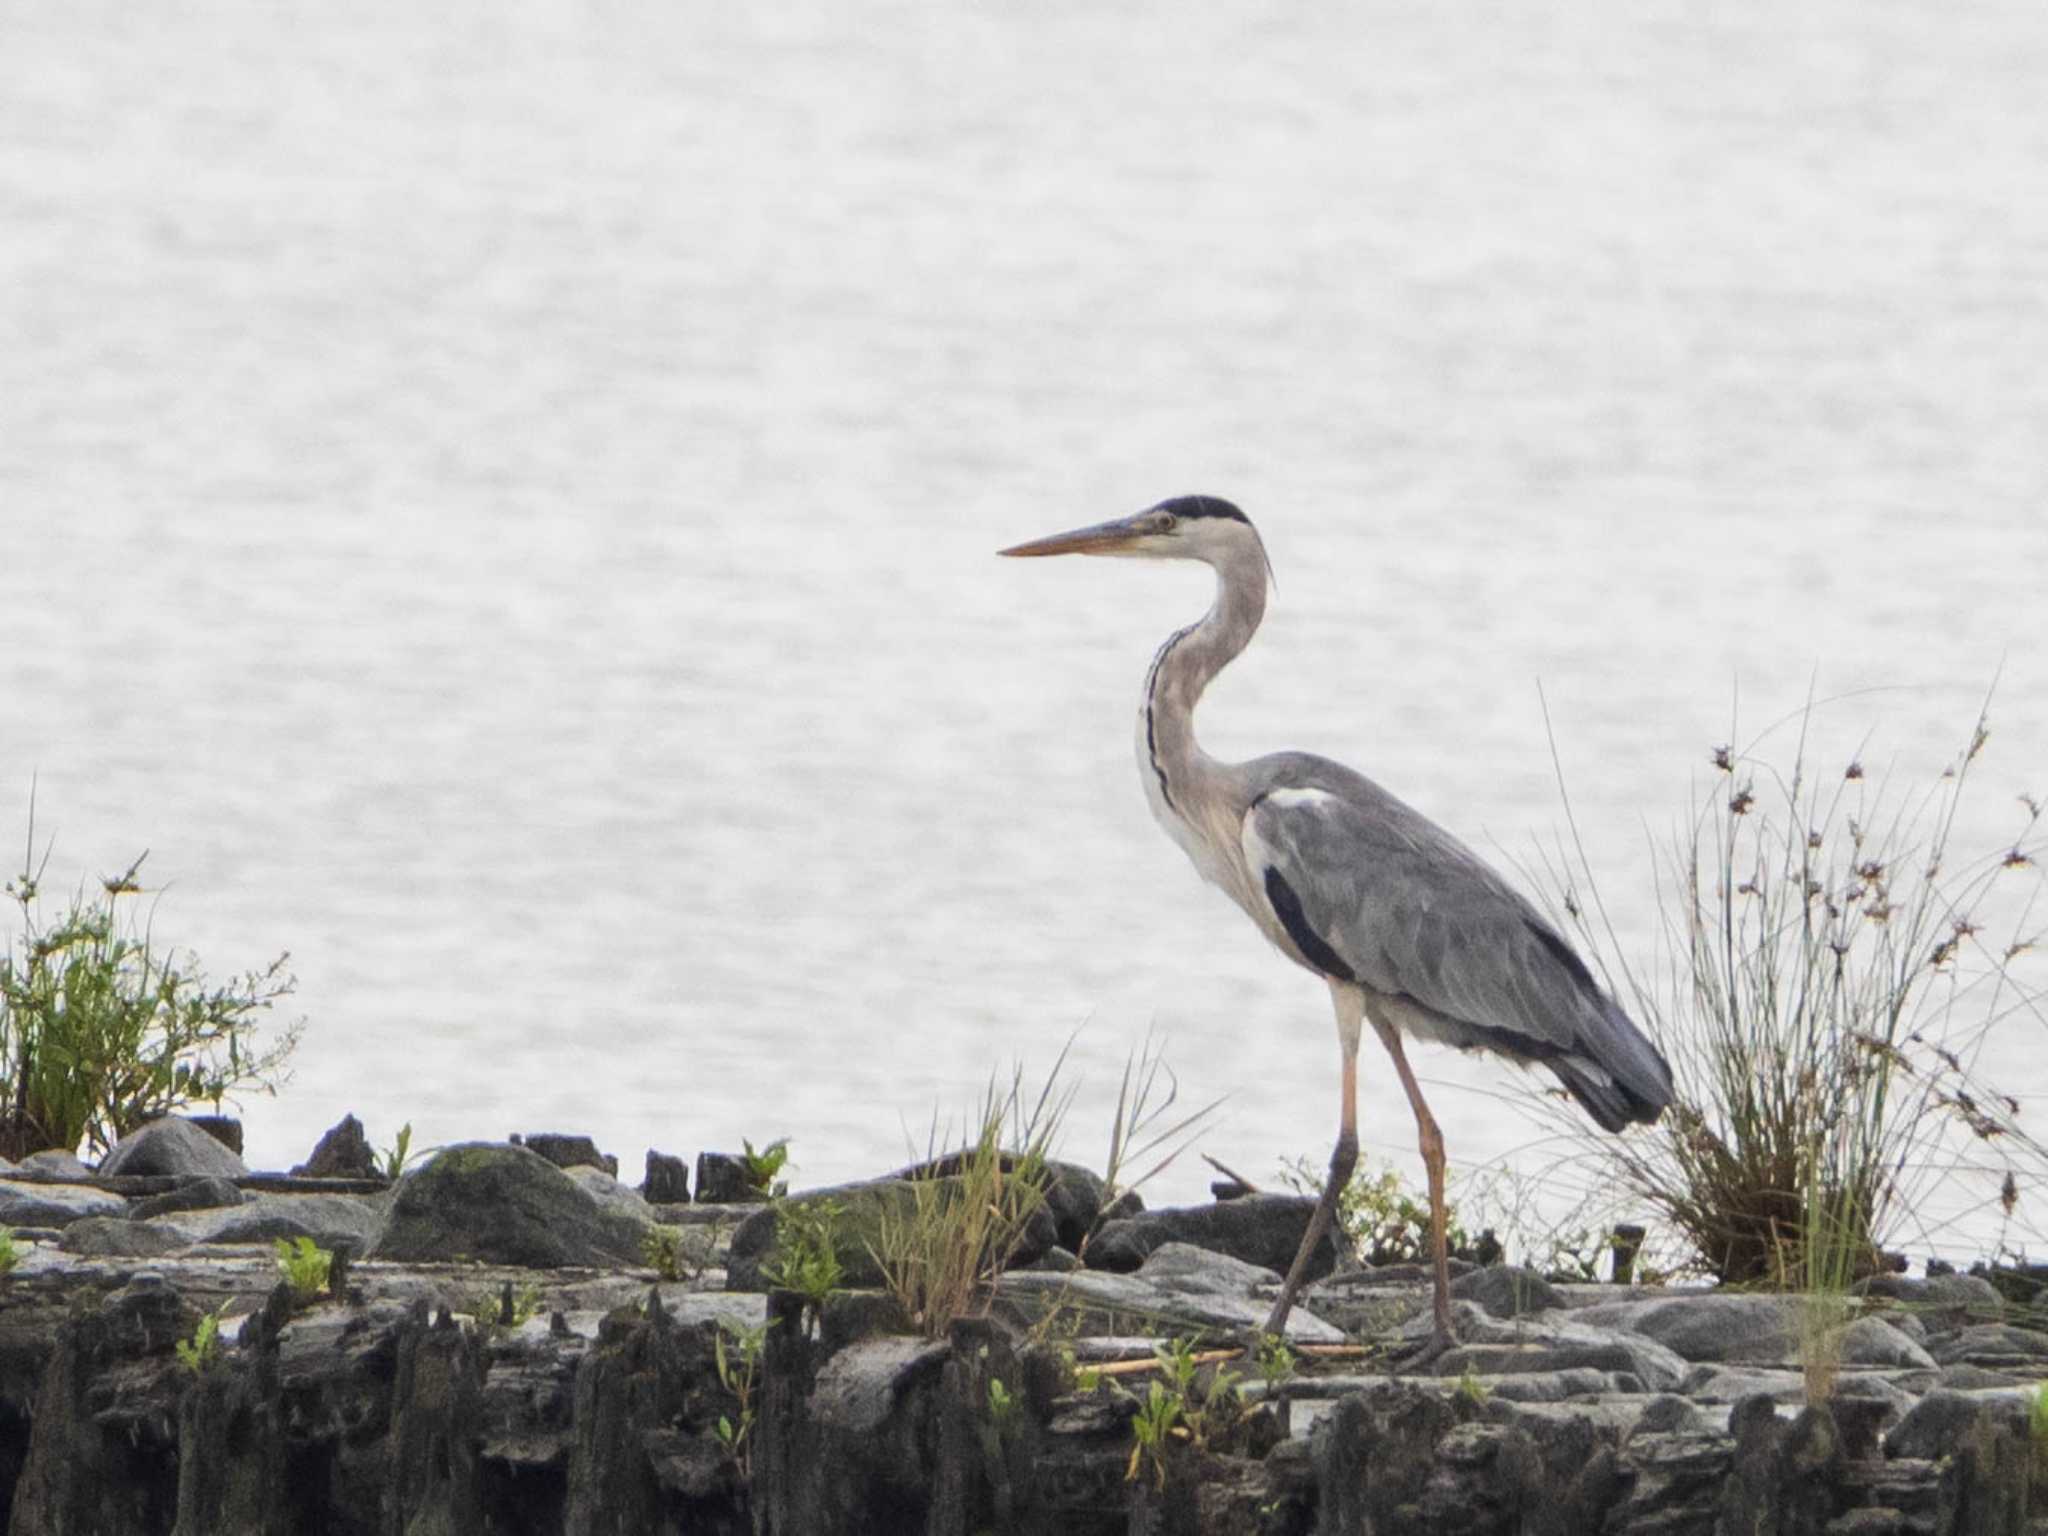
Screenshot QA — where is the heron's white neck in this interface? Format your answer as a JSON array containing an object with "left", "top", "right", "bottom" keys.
[{"left": 1139, "top": 541, "right": 1269, "bottom": 817}]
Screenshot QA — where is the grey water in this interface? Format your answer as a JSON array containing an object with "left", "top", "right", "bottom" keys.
[{"left": 3, "top": 0, "right": 2044, "bottom": 1262}]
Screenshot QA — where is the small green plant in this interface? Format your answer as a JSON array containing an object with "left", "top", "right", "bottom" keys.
[
  {"left": 380, "top": 1123, "right": 418, "bottom": 1182},
  {"left": 739, "top": 1137, "right": 790, "bottom": 1198},
  {"left": 1279, "top": 1155, "right": 1469, "bottom": 1267},
  {"left": 465, "top": 1278, "right": 544, "bottom": 1335},
  {"left": 1455, "top": 1366, "right": 1489, "bottom": 1406},
  {"left": 1126, "top": 1378, "right": 1185, "bottom": 1490},
  {"left": 1121, "top": 1337, "right": 1244, "bottom": 1488},
  {"left": 177, "top": 1303, "right": 230, "bottom": 1373},
  {"left": 642, "top": 1224, "right": 692, "bottom": 1281},
  {"left": 2028, "top": 1382, "right": 2048, "bottom": 1497},
  {"left": 763, "top": 1198, "right": 843, "bottom": 1310},
  {"left": 1253, "top": 1333, "right": 1297, "bottom": 1389},
  {"left": 274, "top": 1236, "right": 333, "bottom": 1301},
  {"left": 872, "top": 1059, "right": 1065, "bottom": 1338},
  {"left": 0, "top": 1229, "right": 18, "bottom": 1278},
  {"left": 986, "top": 1375, "right": 1019, "bottom": 1430},
  {"left": 715, "top": 1315, "right": 772, "bottom": 1478},
  {"left": 0, "top": 809, "right": 302, "bottom": 1159}
]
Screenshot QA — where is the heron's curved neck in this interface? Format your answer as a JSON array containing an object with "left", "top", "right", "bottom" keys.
[{"left": 1142, "top": 545, "right": 1268, "bottom": 812}]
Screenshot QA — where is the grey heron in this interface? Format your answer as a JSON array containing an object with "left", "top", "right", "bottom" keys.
[{"left": 1000, "top": 495, "right": 1673, "bottom": 1347}]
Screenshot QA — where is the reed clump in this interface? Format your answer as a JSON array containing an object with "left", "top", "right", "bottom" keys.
[{"left": 1545, "top": 699, "right": 2043, "bottom": 1284}]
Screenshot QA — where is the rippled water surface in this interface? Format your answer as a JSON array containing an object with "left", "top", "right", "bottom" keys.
[{"left": 3, "top": 1, "right": 2044, "bottom": 1257}]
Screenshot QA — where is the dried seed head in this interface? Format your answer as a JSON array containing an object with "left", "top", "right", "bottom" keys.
[
  {"left": 1845, "top": 761, "right": 1864, "bottom": 781},
  {"left": 2001, "top": 1170, "right": 2019, "bottom": 1216},
  {"left": 1711, "top": 745, "right": 1734, "bottom": 772}
]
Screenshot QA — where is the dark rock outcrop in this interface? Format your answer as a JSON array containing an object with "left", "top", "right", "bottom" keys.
[
  {"left": 293, "top": 1114, "right": 379, "bottom": 1180},
  {"left": 369, "top": 1143, "right": 649, "bottom": 1268},
  {"left": 1084, "top": 1193, "right": 1328, "bottom": 1279},
  {"left": 642, "top": 1150, "right": 690, "bottom": 1204},
  {"left": 99, "top": 1116, "right": 251, "bottom": 1180}
]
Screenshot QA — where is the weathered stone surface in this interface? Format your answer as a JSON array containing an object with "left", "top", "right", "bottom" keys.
[
  {"left": 172, "top": 1284, "right": 290, "bottom": 1536},
  {"left": 0, "top": 1177, "right": 127, "bottom": 1227},
  {"left": 16, "top": 1148, "right": 92, "bottom": 1179},
  {"left": 1924, "top": 1322, "right": 2048, "bottom": 1371},
  {"left": 1860, "top": 1270, "right": 2002, "bottom": 1329},
  {"left": 694, "top": 1151, "right": 760, "bottom": 1205},
  {"left": 370, "top": 1142, "right": 649, "bottom": 1268},
  {"left": 726, "top": 1177, "right": 1056, "bottom": 1292},
  {"left": 1133, "top": 1241, "right": 1280, "bottom": 1296},
  {"left": 1837, "top": 1313, "right": 1937, "bottom": 1370},
  {"left": 1572, "top": 1291, "right": 1799, "bottom": 1363},
  {"left": 1419, "top": 1302, "right": 1689, "bottom": 1393},
  {"left": 292, "top": 1113, "right": 379, "bottom": 1179},
  {"left": 99, "top": 1115, "right": 250, "bottom": 1180},
  {"left": 1084, "top": 1193, "right": 1327, "bottom": 1279},
  {"left": 642, "top": 1149, "right": 690, "bottom": 1204},
  {"left": 172, "top": 1192, "right": 383, "bottom": 1249},
  {"left": 7, "top": 1272, "right": 197, "bottom": 1534},
  {"left": 563, "top": 1164, "right": 654, "bottom": 1223},
  {"left": 996, "top": 1266, "right": 1345, "bottom": 1343},
  {"left": 1883, "top": 1387, "right": 2031, "bottom": 1459},
  {"left": 58, "top": 1215, "right": 190, "bottom": 1258},
  {"left": 514, "top": 1133, "right": 617, "bottom": 1178},
  {"left": 1450, "top": 1263, "right": 1565, "bottom": 1319},
  {"left": 131, "top": 1175, "right": 246, "bottom": 1219},
  {"left": 387, "top": 1304, "right": 486, "bottom": 1536}
]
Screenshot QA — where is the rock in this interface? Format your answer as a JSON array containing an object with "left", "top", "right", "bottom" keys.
[
  {"left": 7, "top": 1272, "right": 198, "bottom": 1532},
  {"left": 564, "top": 1166, "right": 654, "bottom": 1222},
  {"left": 1299, "top": 1270, "right": 1435, "bottom": 1337},
  {"left": 1421, "top": 1303, "right": 1690, "bottom": 1392},
  {"left": 58, "top": 1216, "right": 190, "bottom": 1258},
  {"left": 1132, "top": 1241, "right": 1280, "bottom": 1296},
  {"left": 694, "top": 1151, "right": 761, "bottom": 1204},
  {"left": 1924, "top": 1323, "right": 2048, "bottom": 1371},
  {"left": 292, "top": 1114, "right": 379, "bottom": 1179},
  {"left": 995, "top": 1267, "right": 1345, "bottom": 1343},
  {"left": 98, "top": 1116, "right": 249, "bottom": 1180},
  {"left": 1084, "top": 1193, "right": 1327, "bottom": 1279},
  {"left": 1678, "top": 1363, "right": 1807, "bottom": 1405},
  {"left": 1629, "top": 1394, "right": 1711, "bottom": 1437},
  {"left": 1859, "top": 1270, "right": 2002, "bottom": 1330},
  {"left": 17, "top": 1148, "right": 93, "bottom": 1179},
  {"left": 131, "top": 1176, "right": 246, "bottom": 1220},
  {"left": 1836, "top": 1314, "right": 1936, "bottom": 1370},
  {"left": 369, "top": 1142, "right": 649, "bottom": 1268},
  {"left": 0, "top": 1178, "right": 128, "bottom": 1227},
  {"left": 727, "top": 1177, "right": 1056, "bottom": 1292},
  {"left": 1571, "top": 1292, "right": 1798, "bottom": 1364},
  {"left": 1450, "top": 1263, "right": 1565, "bottom": 1319},
  {"left": 387, "top": 1304, "right": 486, "bottom": 1531},
  {"left": 177, "top": 1193, "right": 382, "bottom": 1250},
  {"left": 513, "top": 1132, "right": 617, "bottom": 1178},
  {"left": 174, "top": 1283, "right": 289, "bottom": 1535},
  {"left": 184, "top": 1115, "right": 244, "bottom": 1157},
  {"left": 1884, "top": 1387, "right": 2031, "bottom": 1459},
  {"left": 642, "top": 1150, "right": 690, "bottom": 1204}
]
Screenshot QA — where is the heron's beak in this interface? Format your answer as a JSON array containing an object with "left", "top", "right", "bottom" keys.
[{"left": 997, "top": 514, "right": 1147, "bottom": 558}]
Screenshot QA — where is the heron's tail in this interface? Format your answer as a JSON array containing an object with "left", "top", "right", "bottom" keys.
[{"left": 1550, "top": 1001, "right": 1675, "bottom": 1134}]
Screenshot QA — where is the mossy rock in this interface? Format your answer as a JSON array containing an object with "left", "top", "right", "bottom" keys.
[{"left": 368, "top": 1142, "right": 649, "bottom": 1268}]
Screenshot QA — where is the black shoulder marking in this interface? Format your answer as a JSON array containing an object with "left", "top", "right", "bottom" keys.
[
  {"left": 1153, "top": 494, "right": 1249, "bottom": 524},
  {"left": 1524, "top": 919, "right": 1599, "bottom": 994},
  {"left": 1263, "top": 866, "right": 1355, "bottom": 982}
]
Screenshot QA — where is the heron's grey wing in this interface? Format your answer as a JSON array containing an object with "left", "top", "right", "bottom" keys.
[{"left": 1241, "top": 781, "right": 1672, "bottom": 1127}]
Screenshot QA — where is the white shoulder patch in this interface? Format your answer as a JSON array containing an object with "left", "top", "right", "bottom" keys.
[{"left": 1263, "top": 787, "right": 1339, "bottom": 812}]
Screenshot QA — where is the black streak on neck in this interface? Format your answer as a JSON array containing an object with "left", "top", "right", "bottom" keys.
[{"left": 1142, "top": 624, "right": 1194, "bottom": 813}]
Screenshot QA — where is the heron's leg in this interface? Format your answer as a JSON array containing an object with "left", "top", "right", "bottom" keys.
[
  {"left": 1263, "top": 983, "right": 1362, "bottom": 1336},
  {"left": 1368, "top": 1011, "right": 1455, "bottom": 1344}
]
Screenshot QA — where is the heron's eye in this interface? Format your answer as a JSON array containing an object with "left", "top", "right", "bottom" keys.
[{"left": 1150, "top": 512, "right": 1178, "bottom": 534}]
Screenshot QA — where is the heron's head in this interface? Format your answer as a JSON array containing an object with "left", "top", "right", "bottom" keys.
[{"left": 999, "top": 495, "right": 1271, "bottom": 580}]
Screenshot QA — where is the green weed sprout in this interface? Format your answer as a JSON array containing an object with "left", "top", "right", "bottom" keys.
[
  {"left": 715, "top": 1315, "right": 772, "bottom": 1478},
  {"left": 763, "top": 1198, "right": 843, "bottom": 1309},
  {"left": 177, "top": 1303, "right": 230, "bottom": 1373},
  {"left": 740, "top": 1137, "right": 790, "bottom": 1198},
  {"left": 274, "top": 1236, "right": 332, "bottom": 1301}
]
